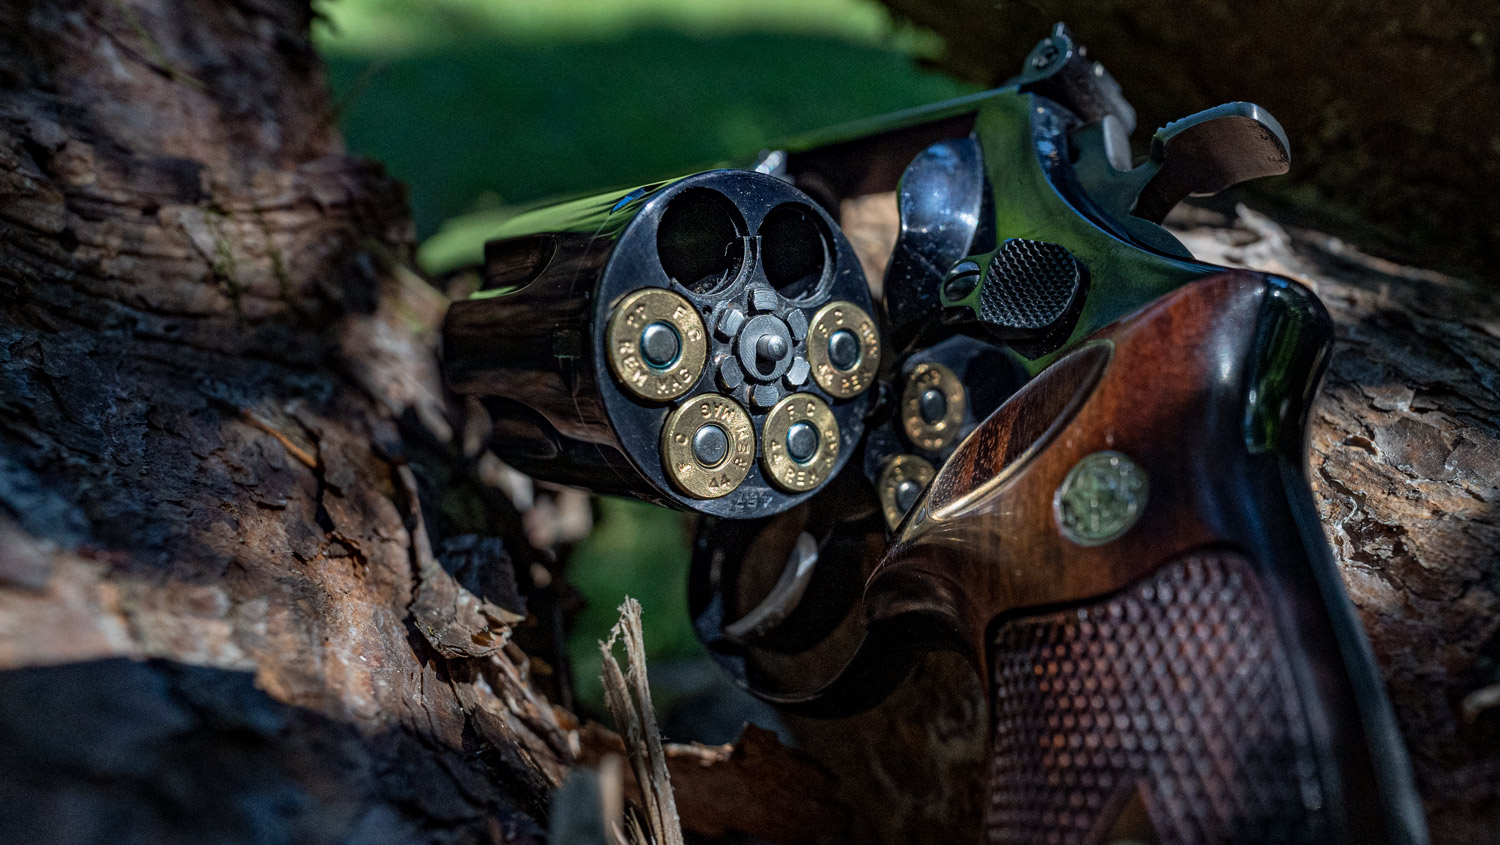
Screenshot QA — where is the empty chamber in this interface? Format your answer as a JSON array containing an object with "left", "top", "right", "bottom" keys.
[{"left": 443, "top": 169, "right": 883, "bottom": 517}]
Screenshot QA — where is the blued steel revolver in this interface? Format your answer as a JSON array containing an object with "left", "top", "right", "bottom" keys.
[{"left": 444, "top": 24, "right": 1426, "bottom": 844}]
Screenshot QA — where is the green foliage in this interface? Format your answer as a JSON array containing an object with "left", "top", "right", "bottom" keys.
[
  {"left": 316, "top": 0, "right": 972, "bottom": 244},
  {"left": 563, "top": 499, "right": 697, "bottom": 709},
  {"left": 318, "top": 0, "right": 900, "bottom": 49}
]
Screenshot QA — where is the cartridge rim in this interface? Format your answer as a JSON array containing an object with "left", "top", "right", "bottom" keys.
[
  {"left": 761, "top": 393, "right": 840, "bottom": 492},
  {"left": 901, "top": 362, "right": 967, "bottom": 452},
  {"left": 660, "top": 394, "right": 755, "bottom": 499},
  {"left": 877, "top": 454, "right": 937, "bottom": 531},
  {"left": 806, "top": 301, "right": 880, "bottom": 399},
  {"left": 606, "top": 288, "right": 708, "bottom": 402}
]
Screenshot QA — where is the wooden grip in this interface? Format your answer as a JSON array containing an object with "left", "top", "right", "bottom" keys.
[
  {"left": 865, "top": 272, "right": 1424, "bottom": 844},
  {"left": 986, "top": 548, "right": 1328, "bottom": 844}
]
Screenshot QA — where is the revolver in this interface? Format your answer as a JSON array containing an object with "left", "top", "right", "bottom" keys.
[{"left": 444, "top": 24, "right": 1427, "bottom": 844}]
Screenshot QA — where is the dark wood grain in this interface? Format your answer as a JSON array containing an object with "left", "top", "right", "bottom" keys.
[
  {"left": 865, "top": 271, "right": 1422, "bottom": 843},
  {"left": 867, "top": 272, "right": 1268, "bottom": 654}
]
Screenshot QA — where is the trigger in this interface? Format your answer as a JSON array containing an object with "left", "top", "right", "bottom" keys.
[{"left": 1132, "top": 102, "right": 1290, "bottom": 223}]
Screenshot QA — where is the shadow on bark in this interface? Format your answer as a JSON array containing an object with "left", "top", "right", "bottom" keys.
[{"left": 0, "top": 657, "right": 548, "bottom": 844}]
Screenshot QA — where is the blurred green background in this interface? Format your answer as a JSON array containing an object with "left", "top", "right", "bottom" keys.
[{"left": 313, "top": 0, "right": 971, "bottom": 729}]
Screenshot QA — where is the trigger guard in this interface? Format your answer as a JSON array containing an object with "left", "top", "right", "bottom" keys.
[{"left": 689, "top": 512, "right": 925, "bottom": 716}]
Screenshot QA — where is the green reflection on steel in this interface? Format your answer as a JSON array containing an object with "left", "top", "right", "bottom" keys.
[
  {"left": 1242, "top": 278, "right": 1332, "bottom": 454},
  {"left": 943, "top": 92, "right": 1205, "bottom": 377}
]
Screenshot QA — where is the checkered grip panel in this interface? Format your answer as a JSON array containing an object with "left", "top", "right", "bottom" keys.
[{"left": 986, "top": 550, "right": 1328, "bottom": 844}]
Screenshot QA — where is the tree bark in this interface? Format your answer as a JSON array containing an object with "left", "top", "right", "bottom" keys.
[{"left": 0, "top": 2, "right": 576, "bottom": 841}]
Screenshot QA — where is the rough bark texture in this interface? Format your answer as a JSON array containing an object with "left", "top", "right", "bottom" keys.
[
  {"left": 579, "top": 723, "right": 852, "bottom": 843},
  {"left": 879, "top": 1, "right": 1500, "bottom": 281},
  {"left": 795, "top": 197, "right": 1500, "bottom": 844},
  {"left": 0, "top": 1, "right": 577, "bottom": 841}
]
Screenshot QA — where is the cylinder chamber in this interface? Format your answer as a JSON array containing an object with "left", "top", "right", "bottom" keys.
[{"left": 443, "top": 169, "right": 882, "bottom": 517}]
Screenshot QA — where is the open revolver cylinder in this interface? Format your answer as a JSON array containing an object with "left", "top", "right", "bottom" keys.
[
  {"left": 445, "top": 169, "right": 880, "bottom": 516},
  {"left": 444, "top": 23, "right": 1426, "bottom": 845}
]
